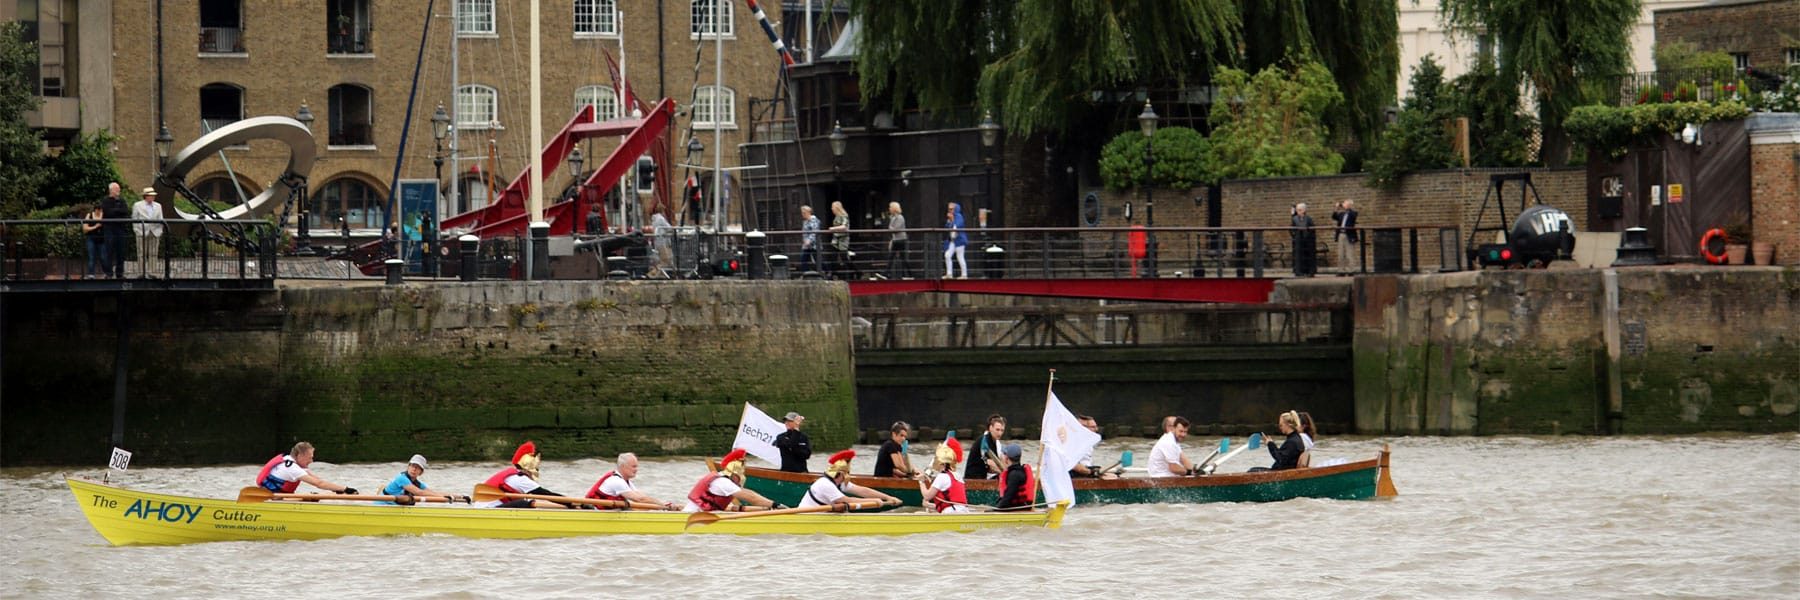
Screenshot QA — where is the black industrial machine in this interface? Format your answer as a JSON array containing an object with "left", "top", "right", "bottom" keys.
[{"left": 1466, "top": 173, "right": 1576, "bottom": 268}]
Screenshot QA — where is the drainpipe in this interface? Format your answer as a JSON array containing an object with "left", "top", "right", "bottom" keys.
[
  {"left": 656, "top": 0, "right": 665, "bottom": 99},
  {"left": 155, "top": 0, "right": 165, "bottom": 174}
]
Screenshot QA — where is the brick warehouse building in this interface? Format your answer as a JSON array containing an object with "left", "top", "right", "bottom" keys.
[{"left": 9, "top": 0, "right": 790, "bottom": 241}]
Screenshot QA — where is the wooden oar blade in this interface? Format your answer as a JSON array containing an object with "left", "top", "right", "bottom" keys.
[
  {"left": 685, "top": 511, "right": 723, "bottom": 527},
  {"left": 471, "top": 484, "right": 505, "bottom": 503},
  {"left": 236, "top": 486, "right": 274, "bottom": 503}
]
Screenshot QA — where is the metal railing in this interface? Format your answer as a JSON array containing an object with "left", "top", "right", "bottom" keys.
[
  {"left": 328, "top": 26, "right": 373, "bottom": 54},
  {"left": 199, "top": 27, "right": 244, "bottom": 53},
  {"left": 0, "top": 218, "right": 279, "bottom": 290},
  {"left": 1614, "top": 67, "right": 1788, "bottom": 105},
  {"left": 682, "top": 225, "right": 1460, "bottom": 280}
]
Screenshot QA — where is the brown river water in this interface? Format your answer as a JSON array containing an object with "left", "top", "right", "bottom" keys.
[{"left": 2, "top": 435, "right": 1796, "bottom": 599}]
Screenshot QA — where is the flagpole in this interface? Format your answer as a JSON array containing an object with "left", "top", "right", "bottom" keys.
[{"left": 1033, "top": 368, "right": 1056, "bottom": 500}]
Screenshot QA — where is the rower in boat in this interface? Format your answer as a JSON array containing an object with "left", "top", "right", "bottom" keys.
[
  {"left": 255, "top": 442, "right": 357, "bottom": 495},
  {"left": 684, "top": 449, "right": 783, "bottom": 513},
  {"left": 1070, "top": 415, "right": 1118, "bottom": 480},
  {"left": 1298, "top": 411, "right": 1317, "bottom": 468},
  {"left": 1148, "top": 416, "right": 1197, "bottom": 477},
  {"left": 1260, "top": 411, "right": 1306, "bottom": 471},
  {"left": 584, "top": 453, "right": 679, "bottom": 510},
  {"left": 994, "top": 444, "right": 1035, "bottom": 511},
  {"left": 798, "top": 450, "right": 902, "bottom": 512},
  {"left": 916, "top": 438, "right": 969, "bottom": 513},
  {"left": 964, "top": 414, "right": 1007, "bottom": 480},
  {"left": 378, "top": 454, "right": 469, "bottom": 505},
  {"left": 872, "top": 421, "right": 918, "bottom": 479},
  {"left": 479, "top": 441, "right": 574, "bottom": 508}
]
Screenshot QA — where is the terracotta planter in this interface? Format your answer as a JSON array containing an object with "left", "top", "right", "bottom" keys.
[
  {"left": 1724, "top": 243, "right": 1749, "bottom": 265},
  {"left": 1751, "top": 242, "right": 1774, "bottom": 266}
]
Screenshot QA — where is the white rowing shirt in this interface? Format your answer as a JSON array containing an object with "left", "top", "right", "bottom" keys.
[
  {"left": 1148, "top": 432, "right": 1185, "bottom": 478},
  {"left": 268, "top": 458, "right": 310, "bottom": 486},
  {"left": 597, "top": 474, "right": 636, "bottom": 498},
  {"left": 797, "top": 476, "right": 848, "bottom": 508},
  {"left": 931, "top": 472, "right": 968, "bottom": 513},
  {"left": 681, "top": 476, "right": 742, "bottom": 512}
]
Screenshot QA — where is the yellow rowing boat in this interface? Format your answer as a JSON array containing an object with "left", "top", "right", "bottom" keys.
[{"left": 66, "top": 478, "right": 1066, "bottom": 546}]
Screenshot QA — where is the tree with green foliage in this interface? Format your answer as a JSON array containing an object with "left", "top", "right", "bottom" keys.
[
  {"left": 1365, "top": 56, "right": 1458, "bottom": 187},
  {"left": 1447, "top": 56, "right": 1534, "bottom": 168},
  {"left": 39, "top": 130, "right": 128, "bottom": 208},
  {"left": 1438, "top": 0, "right": 1641, "bottom": 166},
  {"left": 1202, "top": 61, "right": 1345, "bottom": 181},
  {"left": 1238, "top": 0, "right": 1398, "bottom": 149},
  {"left": 1, "top": 22, "right": 48, "bottom": 218},
  {"left": 1097, "top": 127, "right": 1210, "bottom": 191}
]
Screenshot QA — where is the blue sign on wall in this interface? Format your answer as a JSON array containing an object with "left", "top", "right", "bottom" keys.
[{"left": 395, "top": 179, "right": 439, "bottom": 272}]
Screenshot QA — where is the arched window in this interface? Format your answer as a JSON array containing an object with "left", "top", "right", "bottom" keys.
[
  {"left": 690, "top": 0, "right": 732, "bottom": 37},
  {"left": 199, "top": 82, "right": 244, "bottom": 133},
  {"left": 456, "top": 84, "right": 498, "bottom": 129},
  {"left": 311, "top": 175, "right": 386, "bottom": 230},
  {"left": 192, "top": 174, "right": 261, "bottom": 208},
  {"left": 574, "top": 85, "right": 620, "bottom": 121},
  {"left": 574, "top": 0, "right": 618, "bottom": 36},
  {"left": 328, "top": 84, "right": 375, "bottom": 146},
  {"left": 693, "top": 85, "right": 735, "bottom": 127}
]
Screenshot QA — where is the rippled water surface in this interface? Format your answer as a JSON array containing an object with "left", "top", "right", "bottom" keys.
[{"left": 3, "top": 436, "right": 1796, "bottom": 599}]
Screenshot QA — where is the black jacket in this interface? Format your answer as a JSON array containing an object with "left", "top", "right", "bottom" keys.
[
  {"left": 773, "top": 428, "right": 812, "bottom": 473},
  {"left": 996, "top": 463, "right": 1031, "bottom": 510},
  {"left": 963, "top": 432, "right": 999, "bottom": 480},
  {"left": 1331, "top": 208, "right": 1359, "bottom": 242},
  {"left": 100, "top": 197, "right": 129, "bottom": 235},
  {"left": 1267, "top": 432, "right": 1304, "bottom": 470}
]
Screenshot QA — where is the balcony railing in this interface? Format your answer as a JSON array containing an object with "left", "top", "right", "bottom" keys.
[
  {"left": 1615, "top": 67, "right": 1786, "bottom": 105},
  {"left": 329, "top": 122, "right": 374, "bottom": 146},
  {"left": 329, "top": 26, "right": 373, "bottom": 54},
  {"left": 199, "top": 27, "right": 244, "bottom": 53}
]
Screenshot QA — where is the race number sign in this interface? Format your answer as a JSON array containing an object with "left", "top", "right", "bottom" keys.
[{"left": 109, "top": 447, "right": 133, "bottom": 471}]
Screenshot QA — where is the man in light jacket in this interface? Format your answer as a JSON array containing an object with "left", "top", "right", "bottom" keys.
[{"left": 132, "top": 188, "right": 166, "bottom": 277}]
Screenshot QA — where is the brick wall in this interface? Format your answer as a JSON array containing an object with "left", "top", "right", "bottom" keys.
[
  {"left": 1654, "top": 0, "right": 1800, "bottom": 71},
  {"left": 1354, "top": 268, "right": 1800, "bottom": 435},
  {"left": 1, "top": 280, "right": 856, "bottom": 466},
  {"left": 1750, "top": 141, "right": 1800, "bottom": 265},
  {"left": 1095, "top": 168, "right": 1588, "bottom": 271},
  {"left": 105, "top": 0, "right": 781, "bottom": 226}
]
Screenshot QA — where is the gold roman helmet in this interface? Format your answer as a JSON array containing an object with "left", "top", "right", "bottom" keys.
[
  {"left": 718, "top": 448, "right": 748, "bottom": 480},
  {"left": 935, "top": 437, "right": 964, "bottom": 470},
  {"left": 825, "top": 449, "right": 856, "bottom": 478}
]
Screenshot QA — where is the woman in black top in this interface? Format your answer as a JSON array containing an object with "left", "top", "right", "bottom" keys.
[
  {"left": 1266, "top": 410, "right": 1305, "bottom": 470},
  {"left": 871, "top": 421, "right": 915, "bottom": 478},
  {"left": 963, "top": 414, "right": 1006, "bottom": 480}
]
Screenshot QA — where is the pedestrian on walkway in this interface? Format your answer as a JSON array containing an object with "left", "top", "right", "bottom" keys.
[{"left": 133, "top": 188, "right": 165, "bottom": 277}]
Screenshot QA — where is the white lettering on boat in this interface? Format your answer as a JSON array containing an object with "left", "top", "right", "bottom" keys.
[{"left": 122, "top": 499, "right": 202, "bottom": 524}]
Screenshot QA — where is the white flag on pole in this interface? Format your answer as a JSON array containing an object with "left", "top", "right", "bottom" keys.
[
  {"left": 732, "top": 403, "right": 786, "bottom": 466},
  {"left": 1038, "top": 391, "right": 1102, "bottom": 507}
]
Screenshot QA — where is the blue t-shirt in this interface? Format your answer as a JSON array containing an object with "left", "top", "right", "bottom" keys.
[{"left": 377, "top": 471, "right": 427, "bottom": 505}]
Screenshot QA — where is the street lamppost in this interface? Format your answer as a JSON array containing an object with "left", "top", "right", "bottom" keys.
[
  {"left": 566, "top": 146, "right": 586, "bottom": 232},
  {"left": 828, "top": 122, "right": 848, "bottom": 278},
  {"left": 977, "top": 111, "right": 1001, "bottom": 278},
  {"left": 429, "top": 103, "right": 451, "bottom": 275},
  {"left": 293, "top": 104, "right": 316, "bottom": 255},
  {"left": 686, "top": 136, "right": 704, "bottom": 225},
  {"left": 153, "top": 123, "right": 174, "bottom": 174},
  {"left": 1138, "top": 100, "right": 1159, "bottom": 278}
]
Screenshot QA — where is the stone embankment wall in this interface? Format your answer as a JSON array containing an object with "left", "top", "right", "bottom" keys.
[
  {"left": 1, "top": 281, "right": 856, "bottom": 466},
  {"left": 1354, "top": 267, "right": 1799, "bottom": 434}
]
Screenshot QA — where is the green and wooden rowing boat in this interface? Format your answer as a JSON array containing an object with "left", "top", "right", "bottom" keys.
[{"left": 745, "top": 445, "right": 1398, "bottom": 508}]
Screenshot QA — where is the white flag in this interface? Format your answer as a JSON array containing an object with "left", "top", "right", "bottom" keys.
[
  {"left": 732, "top": 403, "right": 786, "bottom": 466},
  {"left": 1038, "top": 390, "right": 1102, "bottom": 507}
]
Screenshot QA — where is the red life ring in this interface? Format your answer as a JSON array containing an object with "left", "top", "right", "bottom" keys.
[{"left": 1699, "top": 228, "right": 1728, "bottom": 264}]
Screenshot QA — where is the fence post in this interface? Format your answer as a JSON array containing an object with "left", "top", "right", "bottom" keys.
[
  {"left": 385, "top": 258, "right": 404, "bottom": 285},
  {"left": 1409, "top": 227, "right": 1420, "bottom": 273}
]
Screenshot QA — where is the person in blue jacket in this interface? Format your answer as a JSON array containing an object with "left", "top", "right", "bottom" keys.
[{"left": 942, "top": 202, "right": 968, "bottom": 278}]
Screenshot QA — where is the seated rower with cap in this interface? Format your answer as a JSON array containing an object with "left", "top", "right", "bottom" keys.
[
  {"left": 585, "top": 452, "right": 680, "bottom": 510},
  {"left": 379, "top": 454, "right": 469, "bottom": 504},
  {"left": 684, "top": 449, "right": 782, "bottom": 512},
  {"left": 479, "top": 441, "right": 574, "bottom": 508},
  {"left": 994, "top": 444, "right": 1036, "bottom": 511},
  {"left": 917, "top": 438, "right": 969, "bottom": 513},
  {"left": 799, "top": 450, "right": 902, "bottom": 512},
  {"left": 255, "top": 441, "right": 356, "bottom": 495}
]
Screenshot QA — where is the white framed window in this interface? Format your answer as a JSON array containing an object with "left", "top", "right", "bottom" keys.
[
  {"left": 693, "top": 85, "right": 735, "bottom": 128},
  {"left": 575, "top": 85, "right": 621, "bottom": 121},
  {"left": 574, "top": 0, "right": 619, "bottom": 37},
  {"left": 690, "top": 0, "right": 733, "bottom": 38},
  {"left": 1786, "top": 48, "right": 1800, "bottom": 66},
  {"left": 457, "top": 0, "right": 495, "bottom": 36},
  {"left": 457, "top": 84, "right": 499, "bottom": 129},
  {"left": 1731, "top": 52, "right": 1750, "bottom": 72}
]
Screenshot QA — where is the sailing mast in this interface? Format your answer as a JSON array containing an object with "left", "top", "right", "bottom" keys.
[{"left": 449, "top": 0, "right": 460, "bottom": 216}]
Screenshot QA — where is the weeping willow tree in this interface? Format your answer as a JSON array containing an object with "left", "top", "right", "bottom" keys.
[
  {"left": 1239, "top": 0, "right": 1399, "bottom": 149},
  {"left": 1439, "top": 0, "right": 1641, "bottom": 165},
  {"left": 850, "top": 0, "right": 1394, "bottom": 144}
]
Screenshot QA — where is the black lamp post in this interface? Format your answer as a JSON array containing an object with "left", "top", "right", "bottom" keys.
[
  {"left": 154, "top": 123, "right": 174, "bottom": 173},
  {"left": 978, "top": 111, "right": 1000, "bottom": 215},
  {"left": 566, "top": 146, "right": 586, "bottom": 232},
  {"left": 1138, "top": 99, "right": 1159, "bottom": 278},
  {"left": 686, "top": 136, "right": 704, "bottom": 225},
  {"left": 292, "top": 104, "right": 316, "bottom": 254},
  {"left": 428, "top": 103, "right": 450, "bottom": 274}
]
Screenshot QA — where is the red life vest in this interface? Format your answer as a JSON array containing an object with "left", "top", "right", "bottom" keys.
[
  {"left": 585, "top": 471, "right": 627, "bottom": 507},
  {"left": 256, "top": 454, "right": 300, "bottom": 493},
  {"left": 999, "top": 464, "right": 1035, "bottom": 508},
  {"left": 483, "top": 467, "right": 529, "bottom": 494},
  {"left": 930, "top": 474, "right": 968, "bottom": 513},
  {"left": 687, "top": 472, "right": 735, "bottom": 511}
]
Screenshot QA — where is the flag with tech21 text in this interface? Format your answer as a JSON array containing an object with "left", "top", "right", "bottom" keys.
[
  {"left": 1038, "top": 391, "right": 1102, "bottom": 507},
  {"left": 732, "top": 403, "right": 786, "bottom": 466}
]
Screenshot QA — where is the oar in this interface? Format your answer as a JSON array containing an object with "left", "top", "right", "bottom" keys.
[
  {"left": 472, "top": 484, "right": 667, "bottom": 510},
  {"left": 1194, "top": 438, "right": 1229, "bottom": 473},
  {"left": 685, "top": 498, "right": 883, "bottom": 528},
  {"left": 1203, "top": 432, "right": 1263, "bottom": 474},
  {"left": 1097, "top": 450, "right": 1133, "bottom": 476},
  {"left": 237, "top": 487, "right": 457, "bottom": 504}
]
